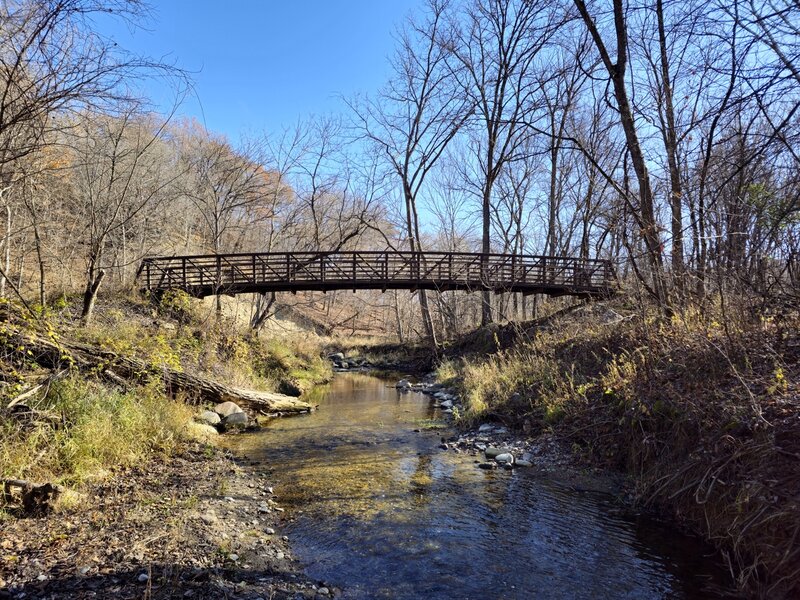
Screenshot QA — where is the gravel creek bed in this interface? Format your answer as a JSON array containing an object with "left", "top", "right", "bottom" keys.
[{"left": 0, "top": 443, "right": 336, "bottom": 600}]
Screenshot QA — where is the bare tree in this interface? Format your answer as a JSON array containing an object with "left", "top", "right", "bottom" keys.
[
  {"left": 351, "top": 0, "right": 471, "bottom": 343},
  {"left": 574, "top": 0, "right": 670, "bottom": 311},
  {"left": 68, "top": 105, "right": 180, "bottom": 322},
  {"left": 444, "top": 0, "right": 562, "bottom": 324}
]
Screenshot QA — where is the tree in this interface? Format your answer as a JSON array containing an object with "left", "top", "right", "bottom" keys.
[
  {"left": 444, "top": 0, "right": 562, "bottom": 324},
  {"left": 0, "top": 0, "right": 183, "bottom": 299},
  {"left": 352, "top": 0, "right": 471, "bottom": 344},
  {"left": 68, "top": 106, "right": 179, "bottom": 322},
  {"left": 574, "top": 0, "right": 670, "bottom": 311}
]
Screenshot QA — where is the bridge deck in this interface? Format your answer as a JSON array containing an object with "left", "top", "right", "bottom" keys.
[{"left": 137, "top": 251, "right": 615, "bottom": 299}]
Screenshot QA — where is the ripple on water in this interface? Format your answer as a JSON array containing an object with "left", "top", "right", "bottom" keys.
[{"left": 231, "top": 373, "right": 735, "bottom": 600}]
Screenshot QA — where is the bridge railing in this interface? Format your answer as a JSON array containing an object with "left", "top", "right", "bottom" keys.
[{"left": 137, "top": 251, "right": 615, "bottom": 297}]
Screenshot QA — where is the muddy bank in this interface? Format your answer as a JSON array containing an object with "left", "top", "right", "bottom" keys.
[{"left": 0, "top": 442, "right": 334, "bottom": 600}]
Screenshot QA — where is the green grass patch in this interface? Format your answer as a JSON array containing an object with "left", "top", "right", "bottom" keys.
[
  {"left": 0, "top": 376, "right": 193, "bottom": 486},
  {"left": 414, "top": 418, "right": 447, "bottom": 431}
]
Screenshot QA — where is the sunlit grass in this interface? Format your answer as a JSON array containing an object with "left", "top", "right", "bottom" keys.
[{"left": 0, "top": 376, "right": 193, "bottom": 486}]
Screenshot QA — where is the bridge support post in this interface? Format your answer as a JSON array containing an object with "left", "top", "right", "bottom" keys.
[{"left": 215, "top": 256, "right": 221, "bottom": 295}]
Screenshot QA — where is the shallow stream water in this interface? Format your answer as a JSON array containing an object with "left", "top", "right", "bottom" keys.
[{"left": 232, "top": 373, "right": 734, "bottom": 599}]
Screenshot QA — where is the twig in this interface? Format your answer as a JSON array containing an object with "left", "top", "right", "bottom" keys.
[{"left": 6, "top": 383, "right": 44, "bottom": 408}]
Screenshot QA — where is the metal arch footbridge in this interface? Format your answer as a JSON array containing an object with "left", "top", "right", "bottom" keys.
[{"left": 136, "top": 251, "right": 616, "bottom": 299}]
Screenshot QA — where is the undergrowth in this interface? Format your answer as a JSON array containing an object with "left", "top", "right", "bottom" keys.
[
  {"left": 0, "top": 376, "right": 193, "bottom": 486},
  {"left": 70, "top": 292, "right": 331, "bottom": 394},
  {"left": 0, "top": 291, "right": 331, "bottom": 500}
]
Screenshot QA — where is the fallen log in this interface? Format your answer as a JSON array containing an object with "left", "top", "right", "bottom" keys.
[{"left": 4, "top": 329, "right": 313, "bottom": 414}]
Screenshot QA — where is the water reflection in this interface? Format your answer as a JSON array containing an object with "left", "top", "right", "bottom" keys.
[{"left": 233, "top": 374, "right": 734, "bottom": 599}]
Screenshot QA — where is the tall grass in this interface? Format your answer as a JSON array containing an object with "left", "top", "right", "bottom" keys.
[{"left": 0, "top": 377, "right": 193, "bottom": 486}]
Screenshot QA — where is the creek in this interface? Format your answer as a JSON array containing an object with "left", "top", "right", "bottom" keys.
[{"left": 232, "top": 373, "right": 734, "bottom": 599}]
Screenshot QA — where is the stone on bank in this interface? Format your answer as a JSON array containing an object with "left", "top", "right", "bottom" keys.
[
  {"left": 215, "top": 401, "right": 244, "bottom": 418},
  {"left": 221, "top": 411, "right": 248, "bottom": 431}
]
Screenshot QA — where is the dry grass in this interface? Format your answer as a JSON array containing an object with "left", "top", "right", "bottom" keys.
[
  {"left": 0, "top": 292, "right": 331, "bottom": 504},
  {"left": 69, "top": 292, "right": 332, "bottom": 395},
  {"left": 0, "top": 376, "right": 194, "bottom": 486}
]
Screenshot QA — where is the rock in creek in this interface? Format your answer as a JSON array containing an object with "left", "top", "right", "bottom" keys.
[
  {"left": 494, "top": 453, "right": 515, "bottom": 465},
  {"left": 221, "top": 411, "right": 248, "bottom": 431},
  {"left": 396, "top": 379, "right": 412, "bottom": 390},
  {"left": 439, "top": 399, "right": 454, "bottom": 409},
  {"left": 328, "top": 352, "right": 345, "bottom": 362},
  {"left": 485, "top": 447, "right": 509, "bottom": 459},
  {"left": 215, "top": 401, "right": 244, "bottom": 418},
  {"left": 515, "top": 460, "right": 533, "bottom": 467},
  {"left": 197, "top": 410, "right": 221, "bottom": 426}
]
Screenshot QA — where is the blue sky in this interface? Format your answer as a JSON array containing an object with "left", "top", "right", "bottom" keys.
[{"left": 100, "top": 1, "right": 421, "bottom": 141}]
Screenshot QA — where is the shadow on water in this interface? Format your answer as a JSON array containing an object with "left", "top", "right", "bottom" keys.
[{"left": 233, "top": 373, "right": 738, "bottom": 600}]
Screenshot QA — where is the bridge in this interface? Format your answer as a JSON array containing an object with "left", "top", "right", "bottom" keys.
[{"left": 136, "top": 251, "right": 615, "bottom": 299}]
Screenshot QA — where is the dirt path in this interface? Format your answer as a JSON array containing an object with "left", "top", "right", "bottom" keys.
[{"left": 0, "top": 443, "right": 336, "bottom": 599}]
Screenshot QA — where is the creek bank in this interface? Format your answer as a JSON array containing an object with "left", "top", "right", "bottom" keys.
[
  {"left": 326, "top": 351, "right": 587, "bottom": 474},
  {"left": 326, "top": 344, "right": 434, "bottom": 374},
  {"left": 0, "top": 442, "right": 337, "bottom": 600},
  {"left": 415, "top": 308, "right": 800, "bottom": 599},
  {"left": 400, "top": 376, "right": 607, "bottom": 477}
]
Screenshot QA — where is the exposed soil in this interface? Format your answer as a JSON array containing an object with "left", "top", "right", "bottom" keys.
[{"left": 0, "top": 442, "right": 337, "bottom": 600}]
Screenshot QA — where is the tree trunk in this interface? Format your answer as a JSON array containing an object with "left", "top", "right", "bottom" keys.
[
  {"left": 657, "top": 0, "right": 684, "bottom": 294},
  {"left": 81, "top": 269, "right": 105, "bottom": 324},
  {"left": 0, "top": 203, "right": 11, "bottom": 299},
  {"left": 481, "top": 190, "right": 493, "bottom": 326},
  {"left": 393, "top": 289, "right": 405, "bottom": 343},
  {"left": 404, "top": 186, "right": 437, "bottom": 345},
  {"left": 575, "top": 0, "right": 670, "bottom": 313},
  {"left": 251, "top": 291, "right": 277, "bottom": 330}
]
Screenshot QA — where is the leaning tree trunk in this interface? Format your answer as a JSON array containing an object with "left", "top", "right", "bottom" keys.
[{"left": 81, "top": 268, "right": 105, "bottom": 324}]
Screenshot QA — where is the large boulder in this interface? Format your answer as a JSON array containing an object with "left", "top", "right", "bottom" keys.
[
  {"left": 328, "top": 352, "right": 345, "bottom": 362},
  {"left": 221, "top": 411, "right": 248, "bottom": 431},
  {"left": 215, "top": 401, "right": 244, "bottom": 418},
  {"left": 197, "top": 410, "right": 221, "bottom": 426}
]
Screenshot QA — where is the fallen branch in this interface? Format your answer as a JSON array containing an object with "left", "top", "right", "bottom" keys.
[
  {"left": 4, "top": 329, "right": 313, "bottom": 415},
  {"left": 6, "top": 383, "right": 44, "bottom": 409}
]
